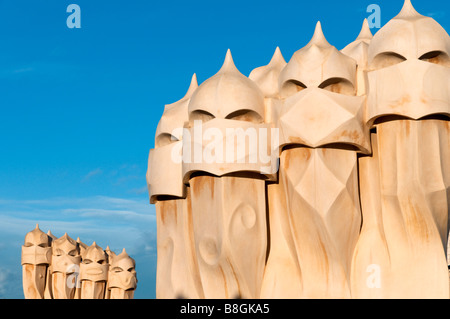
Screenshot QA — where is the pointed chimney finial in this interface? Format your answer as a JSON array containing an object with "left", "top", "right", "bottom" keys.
[
  {"left": 356, "top": 19, "right": 373, "bottom": 41},
  {"left": 269, "top": 47, "right": 286, "bottom": 66},
  {"left": 306, "top": 21, "right": 332, "bottom": 48},
  {"left": 183, "top": 73, "right": 198, "bottom": 99},
  {"left": 396, "top": 0, "right": 422, "bottom": 19},
  {"left": 218, "top": 49, "right": 239, "bottom": 73}
]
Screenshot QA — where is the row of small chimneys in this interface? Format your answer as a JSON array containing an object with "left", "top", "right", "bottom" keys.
[{"left": 21, "top": 224, "right": 137, "bottom": 299}]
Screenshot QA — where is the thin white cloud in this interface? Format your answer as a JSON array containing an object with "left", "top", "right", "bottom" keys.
[
  {"left": 426, "top": 11, "right": 446, "bottom": 19},
  {"left": 12, "top": 67, "right": 34, "bottom": 74},
  {"left": 62, "top": 207, "right": 154, "bottom": 222},
  {"left": 0, "top": 195, "right": 156, "bottom": 250},
  {"left": 129, "top": 186, "right": 149, "bottom": 195},
  {"left": 0, "top": 194, "right": 158, "bottom": 298},
  {"left": 82, "top": 168, "right": 103, "bottom": 182},
  {"left": 0, "top": 61, "right": 78, "bottom": 79}
]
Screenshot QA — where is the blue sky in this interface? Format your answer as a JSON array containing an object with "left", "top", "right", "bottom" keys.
[{"left": 0, "top": 0, "right": 448, "bottom": 299}]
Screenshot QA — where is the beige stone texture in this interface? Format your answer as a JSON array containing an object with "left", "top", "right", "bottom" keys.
[
  {"left": 21, "top": 225, "right": 137, "bottom": 299},
  {"left": 351, "top": 0, "right": 450, "bottom": 299},
  {"left": 107, "top": 248, "right": 137, "bottom": 299},
  {"left": 145, "top": 0, "right": 450, "bottom": 300},
  {"left": 155, "top": 192, "right": 203, "bottom": 299},
  {"left": 21, "top": 224, "right": 51, "bottom": 299}
]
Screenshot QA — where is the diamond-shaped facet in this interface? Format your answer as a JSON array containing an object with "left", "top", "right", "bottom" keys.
[{"left": 280, "top": 89, "right": 355, "bottom": 147}]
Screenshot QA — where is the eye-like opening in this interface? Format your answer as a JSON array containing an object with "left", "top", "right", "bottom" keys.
[
  {"left": 127, "top": 267, "right": 135, "bottom": 273},
  {"left": 225, "top": 109, "right": 263, "bottom": 123},
  {"left": 54, "top": 248, "right": 64, "bottom": 257},
  {"left": 24, "top": 242, "right": 33, "bottom": 248},
  {"left": 319, "top": 77, "right": 355, "bottom": 96},
  {"left": 320, "top": 143, "right": 362, "bottom": 152},
  {"left": 155, "top": 133, "right": 178, "bottom": 148},
  {"left": 419, "top": 51, "right": 450, "bottom": 67},
  {"left": 371, "top": 52, "right": 407, "bottom": 70},
  {"left": 68, "top": 249, "right": 78, "bottom": 257},
  {"left": 97, "top": 259, "right": 106, "bottom": 265},
  {"left": 280, "top": 79, "right": 307, "bottom": 98},
  {"left": 373, "top": 115, "right": 412, "bottom": 125},
  {"left": 189, "top": 110, "right": 215, "bottom": 124},
  {"left": 155, "top": 195, "right": 183, "bottom": 201},
  {"left": 83, "top": 259, "right": 93, "bottom": 264},
  {"left": 112, "top": 267, "right": 123, "bottom": 273}
]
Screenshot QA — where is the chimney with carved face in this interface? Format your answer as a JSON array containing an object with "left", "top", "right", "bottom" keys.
[{"left": 21, "top": 224, "right": 52, "bottom": 299}]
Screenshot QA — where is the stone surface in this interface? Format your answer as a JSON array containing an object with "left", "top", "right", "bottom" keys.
[
  {"left": 21, "top": 225, "right": 137, "bottom": 299},
  {"left": 147, "top": 0, "right": 450, "bottom": 299}
]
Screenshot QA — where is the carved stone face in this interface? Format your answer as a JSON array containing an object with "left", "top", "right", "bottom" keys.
[
  {"left": 80, "top": 242, "right": 108, "bottom": 283},
  {"left": 366, "top": 1, "right": 450, "bottom": 125},
  {"left": 22, "top": 225, "right": 52, "bottom": 266},
  {"left": 368, "top": 4, "right": 450, "bottom": 67},
  {"left": 155, "top": 74, "right": 198, "bottom": 149},
  {"left": 147, "top": 75, "right": 198, "bottom": 203},
  {"left": 279, "top": 29, "right": 357, "bottom": 98},
  {"left": 180, "top": 50, "right": 276, "bottom": 180},
  {"left": 108, "top": 250, "right": 137, "bottom": 291},
  {"left": 249, "top": 47, "right": 287, "bottom": 99},
  {"left": 188, "top": 50, "right": 265, "bottom": 125},
  {"left": 51, "top": 233, "right": 81, "bottom": 274},
  {"left": 21, "top": 225, "right": 52, "bottom": 299},
  {"left": 277, "top": 22, "right": 370, "bottom": 154}
]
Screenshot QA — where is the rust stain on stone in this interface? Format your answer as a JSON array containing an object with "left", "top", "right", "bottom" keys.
[
  {"left": 425, "top": 55, "right": 444, "bottom": 65},
  {"left": 218, "top": 265, "right": 229, "bottom": 299},
  {"left": 389, "top": 95, "right": 411, "bottom": 110},
  {"left": 288, "top": 136, "right": 305, "bottom": 145},
  {"left": 226, "top": 256, "right": 241, "bottom": 298},
  {"left": 53, "top": 275, "right": 59, "bottom": 298},
  {"left": 420, "top": 96, "right": 428, "bottom": 105},
  {"left": 328, "top": 82, "right": 344, "bottom": 94},
  {"left": 404, "top": 196, "right": 430, "bottom": 243},
  {"left": 403, "top": 120, "right": 411, "bottom": 136},
  {"left": 283, "top": 150, "right": 291, "bottom": 170},
  {"left": 339, "top": 129, "right": 361, "bottom": 142},
  {"left": 210, "top": 177, "right": 215, "bottom": 199},
  {"left": 174, "top": 204, "right": 179, "bottom": 228},
  {"left": 155, "top": 202, "right": 163, "bottom": 225},
  {"left": 159, "top": 201, "right": 175, "bottom": 225},
  {"left": 301, "top": 148, "right": 312, "bottom": 161},
  {"left": 192, "top": 176, "right": 215, "bottom": 199}
]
